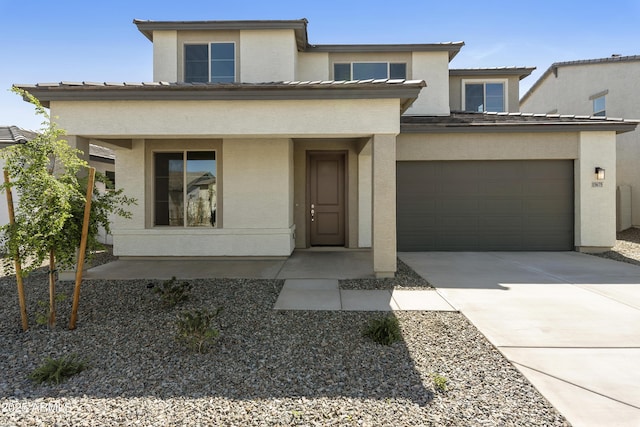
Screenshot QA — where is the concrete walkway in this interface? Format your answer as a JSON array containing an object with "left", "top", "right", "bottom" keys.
[
  {"left": 84, "top": 250, "right": 453, "bottom": 311},
  {"left": 400, "top": 251, "right": 640, "bottom": 427}
]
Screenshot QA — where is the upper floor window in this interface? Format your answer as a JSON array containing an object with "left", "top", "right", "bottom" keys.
[
  {"left": 185, "top": 43, "right": 235, "bottom": 83},
  {"left": 333, "top": 62, "right": 406, "bottom": 80},
  {"left": 462, "top": 80, "right": 506, "bottom": 112},
  {"left": 593, "top": 95, "right": 606, "bottom": 116}
]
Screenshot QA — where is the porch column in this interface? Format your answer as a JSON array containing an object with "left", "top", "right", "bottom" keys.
[
  {"left": 66, "top": 135, "right": 90, "bottom": 163},
  {"left": 372, "top": 133, "right": 397, "bottom": 278}
]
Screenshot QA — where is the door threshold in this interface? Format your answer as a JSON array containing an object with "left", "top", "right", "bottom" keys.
[{"left": 298, "top": 247, "right": 371, "bottom": 252}]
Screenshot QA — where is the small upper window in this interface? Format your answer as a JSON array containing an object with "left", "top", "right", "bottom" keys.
[
  {"left": 463, "top": 81, "right": 505, "bottom": 112},
  {"left": 185, "top": 43, "right": 235, "bottom": 83},
  {"left": 333, "top": 62, "right": 407, "bottom": 80},
  {"left": 593, "top": 95, "right": 606, "bottom": 116}
]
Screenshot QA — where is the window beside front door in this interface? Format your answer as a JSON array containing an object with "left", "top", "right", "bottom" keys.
[
  {"left": 184, "top": 43, "right": 235, "bottom": 83},
  {"left": 462, "top": 80, "right": 506, "bottom": 112},
  {"left": 154, "top": 151, "right": 217, "bottom": 227},
  {"left": 333, "top": 62, "right": 407, "bottom": 80}
]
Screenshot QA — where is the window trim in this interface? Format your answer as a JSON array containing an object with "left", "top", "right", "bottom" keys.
[
  {"left": 461, "top": 78, "right": 508, "bottom": 112},
  {"left": 183, "top": 41, "right": 236, "bottom": 83},
  {"left": 332, "top": 61, "right": 408, "bottom": 80},
  {"left": 150, "top": 148, "right": 222, "bottom": 230},
  {"left": 591, "top": 91, "right": 608, "bottom": 117}
]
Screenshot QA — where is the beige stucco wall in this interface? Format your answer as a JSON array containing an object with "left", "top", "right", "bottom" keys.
[
  {"left": 397, "top": 132, "right": 579, "bottom": 160},
  {"left": 292, "top": 139, "right": 360, "bottom": 249},
  {"left": 405, "top": 51, "right": 450, "bottom": 115},
  {"left": 240, "top": 29, "right": 297, "bottom": 83},
  {"left": 153, "top": 30, "right": 178, "bottom": 82},
  {"left": 89, "top": 158, "right": 116, "bottom": 245},
  {"left": 449, "top": 75, "right": 521, "bottom": 112},
  {"left": 358, "top": 141, "right": 372, "bottom": 248},
  {"left": 52, "top": 99, "right": 400, "bottom": 139},
  {"left": 521, "top": 61, "right": 640, "bottom": 226},
  {"left": 296, "top": 52, "right": 329, "bottom": 81},
  {"left": 111, "top": 137, "right": 295, "bottom": 257},
  {"left": 574, "top": 131, "right": 617, "bottom": 249},
  {"left": 372, "top": 134, "right": 397, "bottom": 277}
]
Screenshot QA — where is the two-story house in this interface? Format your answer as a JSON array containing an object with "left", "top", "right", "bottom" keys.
[
  {"left": 16, "top": 19, "right": 636, "bottom": 277},
  {"left": 520, "top": 55, "right": 640, "bottom": 231}
]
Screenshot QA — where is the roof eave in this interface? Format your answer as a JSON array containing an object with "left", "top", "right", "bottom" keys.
[
  {"left": 401, "top": 122, "right": 638, "bottom": 134},
  {"left": 306, "top": 42, "right": 465, "bottom": 61}
]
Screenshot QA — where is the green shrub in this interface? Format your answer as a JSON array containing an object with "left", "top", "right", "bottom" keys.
[
  {"left": 431, "top": 373, "right": 448, "bottom": 392},
  {"left": 176, "top": 308, "right": 222, "bottom": 353},
  {"left": 154, "top": 276, "right": 192, "bottom": 307},
  {"left": 363, "top": 315, "right": 402, "bottom": 346},
  {"left": 29, "top": 354, "right": 87, "bottom": 385}
]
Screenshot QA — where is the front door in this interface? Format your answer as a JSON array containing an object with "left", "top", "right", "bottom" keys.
[{"left": 308, "top": 152, "right": 346, "bottom": 246}]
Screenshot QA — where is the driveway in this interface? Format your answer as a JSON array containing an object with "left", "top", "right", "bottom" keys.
[{"left": 399, "top": 251, "right": 640, "bottom": 427}]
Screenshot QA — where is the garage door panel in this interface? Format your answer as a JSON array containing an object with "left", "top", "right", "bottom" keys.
[{"left": 397, "top": 160, "right": 574, "bottom": 251}]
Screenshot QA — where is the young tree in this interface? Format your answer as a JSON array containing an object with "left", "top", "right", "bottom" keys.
[{"left": 1, "top": 87, "right": 135, "bottom": 329}]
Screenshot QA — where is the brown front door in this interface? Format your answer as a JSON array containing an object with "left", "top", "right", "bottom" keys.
[{"left": 308, "top": 152, "right": 346, "bottom": 246}]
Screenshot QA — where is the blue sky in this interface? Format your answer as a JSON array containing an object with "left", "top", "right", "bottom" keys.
[{"left": 2, "top": 0, "right": 639, "bottom": 131}]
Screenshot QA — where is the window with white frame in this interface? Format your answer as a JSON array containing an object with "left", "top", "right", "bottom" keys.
[
  {"left": 593, "top": 95, "right": 606, "bottom": 116},
  {"left": 184, "top": 43, "right": 235, "bottom": 83},
  {"left": 462, "top": 80, "right": 506, "bottom": 112},
  {"left": 333, "top": 62, "right": 407, "bottom": 80},
  {"left": 154, "top": 151, "right": 217, "bottom": 227}
]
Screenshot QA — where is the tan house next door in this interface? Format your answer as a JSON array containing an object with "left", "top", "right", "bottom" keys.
[{"left": 308, "top": 151, "right": 346, "bottom": 246}]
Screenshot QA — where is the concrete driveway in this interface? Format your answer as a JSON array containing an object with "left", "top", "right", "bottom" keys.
[{"left": 399, "top": 251, "right": 640, "bottom": 427}]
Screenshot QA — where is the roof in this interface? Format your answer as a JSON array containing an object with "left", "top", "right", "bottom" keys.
[
  {"left": 133, "top": 19, "right": 464, "bottom": 60},
  {"left": 15, "top": 79, "right": 427, "bottom": 113},
  {"left": 134, "top": 19, "right": 310, "bottom": 50},
  {"left": 0, "top": 125, "right": 37, "bottom": 144},
  {"left": 0, "top": 126, "right": 115, "bottom": 161},
  {"left": 521, "top": 55, "right": 640, "bottom": 103},
  {"left": 401, "top": 112, "right": 638, "bottom": 134},
  {"left": 449, "top": 66, "right": 536, "bottom": 80},
  {"left": 307, "top": 42, "right": 464, "bottom": 61}
]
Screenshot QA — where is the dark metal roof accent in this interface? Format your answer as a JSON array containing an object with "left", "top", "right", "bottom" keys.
[
  {"left": 0, "top": 125, "right": 37, "bottom": 144},
  {"left": 15, "top": 80, "right": 426, "bottom": 110},
  {"left": 449, "top": 66, "right": 536, "bottom": 80},
  {"left": 134, "top": 19, "right": 310, "bottom": 51},
  {"left": 521, "top": 55, "right": 640, "bottom": 104},
  {"left": 400, "top": 112, "right": 638, "bottom": 134},
  {"left": 307, "top": 42, "right": 465, "bottom": 61}
]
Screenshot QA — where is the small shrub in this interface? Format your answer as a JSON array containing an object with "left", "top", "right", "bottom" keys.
[
  {"left": 431, "top": 373, "right": 448, "bottom": 392},
  {"left": 363, "top": 315, "right": 402, "bottom": 346},
  {"left": 154, "top": 276, "right": 192, "bottom": 307},
  {"left": 176, "top": 308, "right": 222, "bottom": 353},
  {"left": 29, "top": 354, "right": 87, "bottom": 385}
]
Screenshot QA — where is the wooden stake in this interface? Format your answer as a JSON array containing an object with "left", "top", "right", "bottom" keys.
[
  {"left": 4, "top": 170, "right": 28, "bottom": 331},
  {"left": 69, "top": 167, "right": 95, "bottom": 330},
  {"left": 48, "top": 249, "right": 56, "bottom": 328}
]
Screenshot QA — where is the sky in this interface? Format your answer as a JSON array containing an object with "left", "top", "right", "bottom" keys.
[{"left": 1, "top": 0, "right": 639, "bottom": 131}]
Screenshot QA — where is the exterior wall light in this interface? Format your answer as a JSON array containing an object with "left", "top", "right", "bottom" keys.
[{"left": 595, "top": 167, "right": 606, "bottom": 180}]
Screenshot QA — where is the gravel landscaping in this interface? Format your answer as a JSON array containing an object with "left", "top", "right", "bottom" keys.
[
  {"left": 339, "top": 258, "right": 431, "bottom": 290},
  {"left": 0, "top": 259, "right": 568, "bottom": 427},
  {"left": 591, "top": 227, "right": 640, "bottom": 266}
]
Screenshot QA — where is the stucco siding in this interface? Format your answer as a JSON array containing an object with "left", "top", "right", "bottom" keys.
[
  {"left": 240, "top": 29, "right": 297, "bottom": 83},
  {"left": 405, "top": 51, "right": 450, "bottom": 115},
  {"left": 51, "top": 99, "right": 400, "bottom": 138},
  {"left": 296, "top": 52, "right": 329, "bottom": 81},
  {"left": 153, "top": 30, "right": 178, "bottom": 82},
  {"left": 397, "top": 132, "right": 579, "bottom": 160}
]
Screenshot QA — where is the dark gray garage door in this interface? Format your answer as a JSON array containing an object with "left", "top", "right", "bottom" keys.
[{"left": 397, "top": 160, "right": 574, "bottom": 251}]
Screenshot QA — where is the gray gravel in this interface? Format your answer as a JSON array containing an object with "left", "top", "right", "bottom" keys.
[
  {"left": 340, "top": 258, "right": 431, "bottom": 290},
  {"left": 1, "top": 273, "right": 567, "bottom": 426},
  {"left": 591, "top": 227, "right": 640, "bottom": 266}
]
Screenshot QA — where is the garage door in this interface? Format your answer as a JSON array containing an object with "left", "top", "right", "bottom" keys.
[{"left": 397, "top": 160, "right": 574, "bottom": 251}]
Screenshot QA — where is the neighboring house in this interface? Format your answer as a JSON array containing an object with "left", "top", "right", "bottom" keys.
[
  {"left": 0, "top": 125, "right": 116, "bottom": 244},
  {"left": 15, "top": 19, "right": 636, "bottom": 277},
  {"left": 520, "top": 55, "right": 640, "bottom": 231}
]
